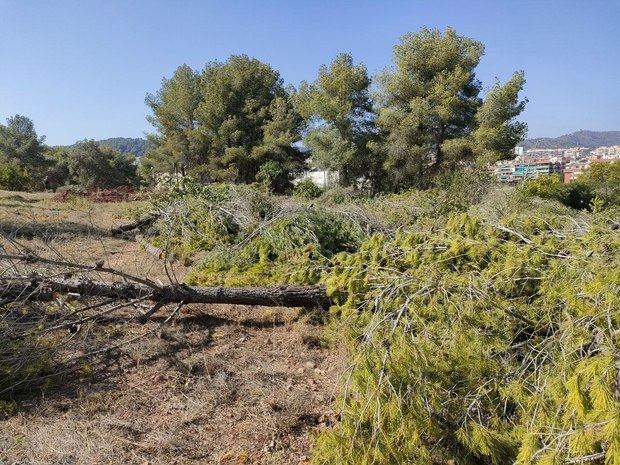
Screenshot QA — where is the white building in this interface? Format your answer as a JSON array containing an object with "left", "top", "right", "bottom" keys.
[{"left": 296, "top": 169, "right": 338, "bottom": 188}]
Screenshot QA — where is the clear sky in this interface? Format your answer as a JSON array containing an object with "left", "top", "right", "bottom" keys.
[{"left": 1, "top": 0, "right": 619, "bottom": 145}]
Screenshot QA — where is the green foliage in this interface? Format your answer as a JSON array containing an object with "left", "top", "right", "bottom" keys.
[
  {"left": 293, "top": 178, "right": 323, "bottom": 200},
  {"left": 42, "top": 146, "right": 71, "bottom": 189},
  {"left": 154, "top": 180, "right": 618, "bottom": 464},
  {"left": 522, "top": 174, "right": 600, "bottom": 211},
  {"left": 577, "top": 160, "right": 620, "bottom": 207},
  {"left": 359, "top": 167, "right": 495, "bottom": 230},
  {"left": 143, "top": 56, "right": 306, "bottom": 192},
  {"left": 297, "top": 53, "right": 381, "bottom": 189},
  {"left": 148, "top": 179, "right": 366, "bottom": 286},
  {"left": 0, "top": 161, "right": 34, "bottom": 191},
  {"left": 377, "top": 27, "right": 527, "bottom": 190},
  {"left": 304, "top": 127, "right": 357, "bottom": 178},
  {"left": 141, "top": 28, "right": 527, "bottom": 194},
  {"left": 319, "top": 185, "right": 368, "bottom": 205},
  {"left": 188, "top": 208, "right": 364, "bottom": 287},
  {"left": 0, "top": 115, "right": 49, "bottom": 187},
  {"left": 0, "top": 115, "right": 47, "bottom": 168},
  {"left": 66, "top": 140, "right": 139, "bottom": 189},
  {"left": 473, "top": 71, "right": 528, "bottom": 163},
  {"left": 149, "top": 181, "right": 255, "bottom": 257},
  {"left": 256, "top": 160, "right": 288, "bottom": 193},
  {"left": 312, "top": 203, "right": 619, "bottom": 464}
]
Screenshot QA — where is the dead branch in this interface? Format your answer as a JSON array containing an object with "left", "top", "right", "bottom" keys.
[
  {"left": 110, "top": 212, "right": 161, "bottom": 236},
  {"left": 0, "top": 252, "right": 160, "bottom": 289}
]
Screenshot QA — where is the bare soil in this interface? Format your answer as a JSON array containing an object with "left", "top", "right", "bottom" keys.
[{"left": 0, "top": 191, "right": 346, "bottom": 465}]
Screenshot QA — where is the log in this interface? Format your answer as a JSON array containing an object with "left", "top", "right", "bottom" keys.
[
  {"left": 111, "top": 212, "right": 161, "bottom": 236},
  {"left": 0, "top": 277, "right": 332, "bottom": 309}
]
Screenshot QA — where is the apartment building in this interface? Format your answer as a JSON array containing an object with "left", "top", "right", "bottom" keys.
[
  {"left": 493, "top": 158, "right": 562, "bottom": 182},
  {"left": 493, "top": 145, "right": 620, "bottom": 183}
]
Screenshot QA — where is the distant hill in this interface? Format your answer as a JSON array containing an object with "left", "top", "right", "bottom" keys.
[
  {"left": 522, "top": 130, "right": 620, "bottom": 150},
  {"left": 96, "top": 137, "right": 149, "bottom": 157},
  {"left": 64, "top": 137, "right": 149, "bottom": 157}
]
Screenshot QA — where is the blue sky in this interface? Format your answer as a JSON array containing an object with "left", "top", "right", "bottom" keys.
[{"left": 1, "top": 0, "right": 619, "bottom": 145}]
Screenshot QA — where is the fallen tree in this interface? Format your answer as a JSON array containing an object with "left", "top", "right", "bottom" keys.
[
  {"left": 0, "top": 277, "right": 331, "bottom": 309},
  {"left": 0, "top": 246, "right": 332, "bottom": 399}
]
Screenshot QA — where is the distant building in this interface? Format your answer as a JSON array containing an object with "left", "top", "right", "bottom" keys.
[
  {"left": 513, "top": 159, "right": 562, "bottom": 181},
  {"left": 493, "top": 145, "right": 620, "bottom": 184},
  {"left": 295, "top": 164, "right": 339, "bottom": 188},
  {"left": 563, "top": 159, "right": 590, "bottom": 183},
  {"left": 591, "top": 145, "right": 620, "bottom": 160},
  {"left": 493, "top": 158, "right": 562, "bottom": 182}
]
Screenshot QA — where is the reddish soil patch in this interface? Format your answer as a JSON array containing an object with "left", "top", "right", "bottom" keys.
[{"left": 54, "top": 185, "right": 140, "bottom": 203}]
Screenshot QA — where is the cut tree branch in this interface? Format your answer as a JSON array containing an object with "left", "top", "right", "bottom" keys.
[{"left": 110, "top": 212, "right": 161, "bottom": 236}]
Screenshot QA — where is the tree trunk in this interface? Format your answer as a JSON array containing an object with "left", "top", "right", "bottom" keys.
[{"left": 0, "top": 278, "right": 332, "bottom": 309}]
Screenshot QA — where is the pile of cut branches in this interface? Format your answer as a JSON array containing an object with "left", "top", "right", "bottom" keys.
[{"left": 312, "top": 201, "right": 620, "bottom": 464}]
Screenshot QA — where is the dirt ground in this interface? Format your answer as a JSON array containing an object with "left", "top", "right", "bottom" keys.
[{"left": 0, "top": 191, "right": 346, "bottom": 465}]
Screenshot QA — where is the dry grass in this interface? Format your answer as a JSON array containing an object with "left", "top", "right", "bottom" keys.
[{"left": 0, "top": 190, "right": 346, "bottom": 465}]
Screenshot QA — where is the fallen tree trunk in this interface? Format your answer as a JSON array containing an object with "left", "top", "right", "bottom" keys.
[
  {"left": 0, "top": 277, "right": 332, "bottom": 309},
  {"left": 110, "top": 212, "right": 161, "bottom": 236}
]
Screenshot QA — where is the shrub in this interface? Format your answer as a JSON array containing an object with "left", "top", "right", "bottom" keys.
[
  {"left": 256, "top": 160, "right": 288, "bottom": 193},
  {"left": 0, "top": 161, "right": 33, "bottom": 191},
  {"left": 66, "top": 140, "right": 139, "bottom": 189},
  {"left": 523, "top": 174, "right": 594, "bottom": 210},
  {"left": 577, "top": 160, "right": 620, "bottom": 207},
  {"left": 293, "top": 178, "right": 323, "bottom": 199},
  {"left": 319, "top": 185, "right": 366, "bottom": 205}
]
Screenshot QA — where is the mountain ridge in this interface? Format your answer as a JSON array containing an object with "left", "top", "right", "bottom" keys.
[
  {"left": 62, "top": 130, "right": 620, "bottom": 156},
  {"left": 522, "top": 130, "right": 620, "bottom": 149},
  {"left": 63, "top": 137, "right": 149, "bottom": 157}
]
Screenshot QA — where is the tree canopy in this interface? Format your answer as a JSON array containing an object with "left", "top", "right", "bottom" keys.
[
  {"left": 0, "top": 115, "right": 47, "bottom": 168},
  {"left": 1, "top": 27, "right": 529, "bottom": 195},
  {"left": 296, "top": 53, "right": 380, "bottom": 189},
  {"left": 65, "top": 140, "right": 138, "bottom": 189},
  {"left": 377, "top": 27, "right": 527, "bottom": 189},
  {"left": 143, "top": 56, "right": 306, "bottom": 192}
]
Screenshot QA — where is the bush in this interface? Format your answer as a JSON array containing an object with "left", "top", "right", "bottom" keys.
[
  {"left": 523, "top": 164, "right": 620, "bottom": 211},
  {"left": 293, "top": 178, "right": 323, "bottom": 199},
  {"left": 256, "top": 160, "right": 290, "bottom": 193},
  {"left": 577, "top": 160, "right": 620, "bottom": 208},
  {"left": 66, "top": 140, "right": 139, "bottom": 189},
  {"left": 319, "top": 185, "right": 366, "bottom": 205},
  {"left": 0, "top": 161, "right": 33, "bottom": 191},
  {"left": 523, "top": 174, "right": 594, "bottom": 210}
]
